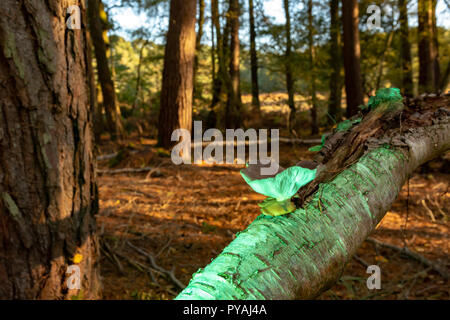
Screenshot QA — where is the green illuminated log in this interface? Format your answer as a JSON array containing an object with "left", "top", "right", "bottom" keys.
[{"left": 176, "top": 100, "right": 450, "bottom": 300}]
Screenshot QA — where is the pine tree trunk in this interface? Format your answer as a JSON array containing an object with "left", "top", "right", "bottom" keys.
[
  {"left": 342, "top": 0, "right": 364, "bottom": 117},
  {"left": 283, "top": 0, "right": 295, "bottom": 132},
  {"left": 87, "top": 0, "right": 123, "bottom": 140},
  {"left": 249, "top": 0, "right": 261, "bottom": 112},
  {"left": 0, "top": 0, "right": 100, "bottom": 299},
  {"left": 327, "top": 0, "right": 343, "bottom": 124},
  {"left": 225, "top": 0, "right": 242, "bottom": 129},
  {"left": 399, "top": 0, "right": 414, "bottom": 97},
  {"left": 158, "top": 0, "right": 197, "bottom": 148}
]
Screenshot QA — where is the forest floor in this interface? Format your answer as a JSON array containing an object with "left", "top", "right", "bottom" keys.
[{"left": 96, "top": 135, "right": 449, "bottom": 300}]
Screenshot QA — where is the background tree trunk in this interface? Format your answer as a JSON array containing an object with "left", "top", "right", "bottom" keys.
[
  {"left": 308, "top": 0, "right": 318, "bottom": 135},
  {"left": 87, "top": 30, "right": 103, "bottom": 143},
  {"left": 342, "top": 0, "right": 364, "bottom": 117},
  {"left": 133, "top": 39, "right": 149, "bottom": 112},
  {"left": 249, "top": 0, "right": 261, "bottom": 112},
  {"left": 431, "top": 0, "right": 440, "bottom": 91},
  {"left": 399, "top": 0, "right": 414, "bottom": 97},
  {"left": 88, "top": 0, "right": 123, "bottom": 140},
  {"left": 283, "top": 0, "right": 295, "bottom": 132},
  {"left": 0, "top": 0, "right": 100, "bottom": 299},
  {"left": 158, "top": 0, "right": 197, "bottom": 148},
  {"left": 418, "top": 0, "right": 439, "bottom": 94},
  {"left": 327, "top": 0, "right": 343, "bottom": 124},
  {"left": 225, "top": 0, "right": 243, "bottom": 129}
]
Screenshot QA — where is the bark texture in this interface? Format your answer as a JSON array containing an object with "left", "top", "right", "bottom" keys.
[
  {"left": 176, "top": 97, "right": 450, "bottom": 300},
  {"left": 0, "top": 0, "right": 100, "bottom": 299},
  {"left": 342, "top": 0, "right": 364, "bottom": 117},
  {"left": 158, "top": 0, "right": 197, "bottom": 148}
]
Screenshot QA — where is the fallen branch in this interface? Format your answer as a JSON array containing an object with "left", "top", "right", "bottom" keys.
[
  {"left": 97, "top": 167, "right": 153, "bottom": 175},
  {"left": 101, "top": 241, "right": 126, "bottom": 275},
  {"left": 366, "top": 237, "right": 449, "bottom": 280},
  {"left": 126, "top": 241, "right": 186, "bottom": 290}
]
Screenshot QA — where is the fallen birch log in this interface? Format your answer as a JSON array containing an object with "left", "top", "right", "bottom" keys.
[{"left": 176, "top": 93, "right": 450, "bottom": 300}]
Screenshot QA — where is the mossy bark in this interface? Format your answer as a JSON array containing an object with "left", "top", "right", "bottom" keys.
[{"left": 176, "top": 115, "right": 449, "bottom": 300}]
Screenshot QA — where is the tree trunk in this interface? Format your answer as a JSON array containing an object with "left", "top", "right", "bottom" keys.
[
  {"left": 283, "top": 0, "right": 295, "bottom": 132},
  {"left": 342, "top": 0, "right": 364, "bottom": 117},
  {"left": 193, "top": 0, "right": 205, "bottom": 104},
  {"left": 399, "top": 0, "right": 414, "bottom": 97},
  {"left": 176, "top": 96, "right": 450, "bottom": 300},
  {"left": 249, "top": 0, "right": 261, "bottom": 112},
  {"left": 158, "top": 0, "right": 197, "bottom": 148},
  {"left": 327, "top": 0, "right": 343, "bottom": 124},
  {"left": 0, "top": 0, "right": 101, "bottom": 299},
  {"left": 225, "top": 0, "right": 243, "bottom": 129},
  {"left": 418, "top": 0, "right": 439, "bottom": 94},
  {"left": 88, "top": 0, "right": 123, "bottom": 140},
  {"left": 308, "top": 0, "right": 318, "bottom": 135}
]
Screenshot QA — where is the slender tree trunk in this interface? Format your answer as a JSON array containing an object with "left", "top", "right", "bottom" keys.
[
  {"left": 193, "top": 0, "right": 205, "bottom": 103},
  {"left": 207, "top": 0, "right": 226, "bottom": 128},
  {"left": 431, "top": 0, "right": 440, "bottom": 91},
  {"left": 87, "top": 30, "right": 103, "bottom": 143},
  {"left": 226, "top": 0, "right": 242, "bottom": 129},
  {"left": 440, "top": 61, "right": 450, "bottom": 91},
  {"left": 133, "top": 40, "right": 149, "bottom": 111},
  {"left": 342, "top": 0, "right": 364, "bottom": 117},
  {"left": 249, "top": 0, "right": 261, "bottom": 112},
  {"left": 176, "top": 97, "right": 450, "bottom": 300},
  {"left": 88, "top": 0, "right": 123, "bottom": 140},
  {"left": 327, "top": 0, "right": 343, "bottom": 124},
  {"left": 399, "top": 0, "right": 414, "bottom": 97},
  {"left": 418, "top": 0, "right": 438, "bottom": 93},
  {"left": 158, "top": 0, "right": 197, "bottom": 148},
  {"left": 0, "top": 0, "right": 100, "bottom": 299},
  {"left": 308, "top": 0, "right": 318, "bottom": 135},
  {"left": 375, "top": 20, "right": 396, "bottom": 91},
  {"left": 283, "top": 0, "right": 295, "bottom": 132}
]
